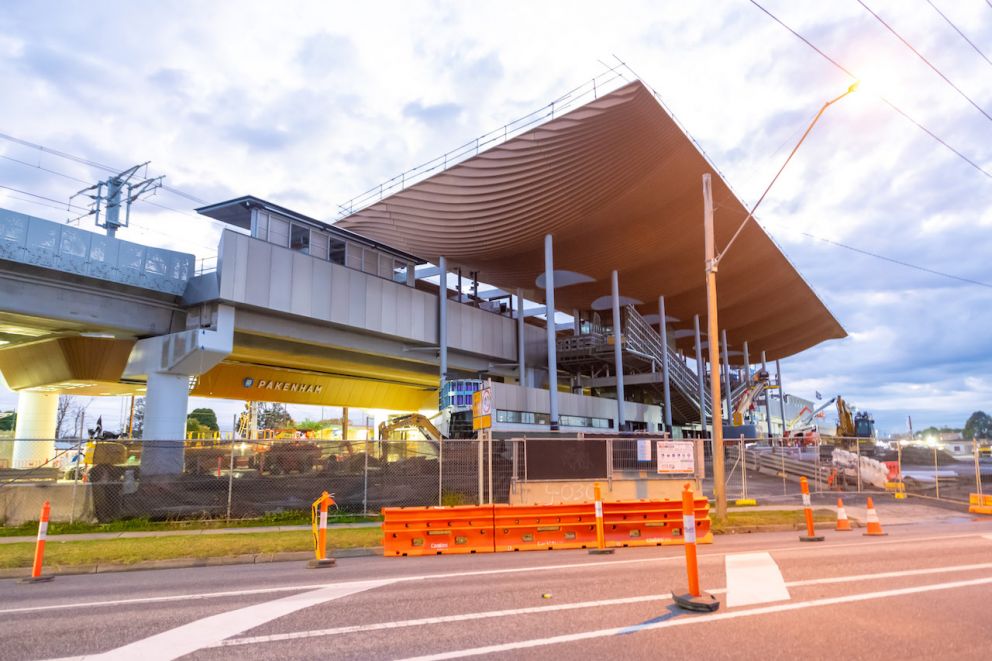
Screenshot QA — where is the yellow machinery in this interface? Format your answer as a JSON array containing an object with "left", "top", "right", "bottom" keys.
[{"left": 378, "top": 414, "right": 442, "bottom": 442}]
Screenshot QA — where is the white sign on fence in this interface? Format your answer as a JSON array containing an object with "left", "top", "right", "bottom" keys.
[
  {"left": 656, "top": 440, "right": 695, "bottom": 474},
  {"left": 636, "top": 439, "right": 651, "bottom": 462}
]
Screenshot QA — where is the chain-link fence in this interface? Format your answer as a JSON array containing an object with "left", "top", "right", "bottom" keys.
[
  {"left": 717, "top": 435, "right": 991, "bottom": 503},
  {"left": 2, "top": 435, "right": 988, "bottom": 526}
]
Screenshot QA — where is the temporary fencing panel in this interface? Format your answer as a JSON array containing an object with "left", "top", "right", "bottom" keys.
[
  {"left": 602, "top": 498, "right": 712, "bottom": 547},
  {"left": 493, "top": 503, "right": 597, "bottom": 552},
  {"left": 382, "top": 504, "right": 494, "bottom": 556}
]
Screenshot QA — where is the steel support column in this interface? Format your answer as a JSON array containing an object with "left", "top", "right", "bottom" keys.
[
  {"left": 516, "top": 288, "right": 526, "bottom": 387},
  {"left": 762, "top": 351, "right": 773, "bottom": 438},
  {"left": 776, "top": 359, "right": 787, "bottom": 432},
  {"left": 658, "top": 296, "right": 673, "bottom": 432},
  {"left": 544, "top": 234, "right": 559, "bottom": 430},
  {"left": 694, "top": 314, "right": 706, "bottom": 431},
  {"left": 611, "top": 269, "right": 625, "bottom": 431},
  {"left": 438, "top": 256, "right": 448, "bottom": 386}
]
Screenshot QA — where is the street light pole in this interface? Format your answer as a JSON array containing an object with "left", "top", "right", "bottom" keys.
[{"left": 705, "top": 82, "right": 857, "bottom": 520}]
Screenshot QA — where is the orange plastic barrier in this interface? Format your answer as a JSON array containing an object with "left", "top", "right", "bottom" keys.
[
  {"left": 602, "top": 498, "right": 712, "bottom": 547},
  {"left": 493, "top": 503, "right": 597, "bottom": 552},
  {"left": 969, "top": 493, "right": 992, "bottom": 515},
  {"left": 382, "top": 505, "right": 494, "bottom": 556},
  {"left": 383, "top": 493, "right": 714, "bottom": 557}
]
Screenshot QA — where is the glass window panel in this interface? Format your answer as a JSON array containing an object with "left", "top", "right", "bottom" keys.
[
  {"left": 290, "top": 224, "right": 310, "bottom": 252},
  {"left": 120, "top": 243, "right": 144, "bottom": 270},
  {"left": 310, "top": 231, "right": 328, "bottom": 259},
  {"left": 346, "top": 242, "right": 362, "bottom": 270},
  {"left": 60, "top": 229, "right": 88, "bottom": 257},
  {"left": 268, "top": 217, "right": 289, "bottom": 247},
  {"left": 144, "top": 250, "right": 169, "bottom": 275},
  {"left": 378, "top": 254, "right": 393, "bottom": 278},
  {"left": 89, "top": 236, "right": 108, "bottom": 262},
  {"left": 329, "top": 239, "right": 346, "bottom": 265},
  {"left": 362, "top": 247, "right": 378, "bottom": 274},
  {"left": 255, "top": 211, "right": 268, "bottom": 240},
  {"left": 28, "top": 222, "right": 58, "bottom": 250}
]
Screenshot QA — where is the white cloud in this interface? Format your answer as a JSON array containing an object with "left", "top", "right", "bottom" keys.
[{"left": 0, "top": 0, "right": 990, "bottom": 433}]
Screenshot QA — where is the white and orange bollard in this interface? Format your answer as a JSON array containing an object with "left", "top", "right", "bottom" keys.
[
  {"left": 589, "top": 482, "right": 614, "bottom": 555},
  {"left": 308, "top": 491, "right": 337, "bottom": 568},
  {"left": 672, "top": 483, "right": 719, "bottom": 612},
  {"left": 799, "top": 476, "right": 824, "bottom": 542},
  {"left": 835, "top": 498, "right": 852, "bottom": 532},
  {"left": 21, "top": 500, "right": 54, "bottom": 584},
  {"left": 863, "top": 497, "right": 888, "bottom": 536}
]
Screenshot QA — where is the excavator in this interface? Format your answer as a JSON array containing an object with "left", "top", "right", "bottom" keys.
[
  {"left": 378, "top": 414, "right": 443, "bottom": 442},
  {"left": 835, "top": 396, "right": 875, "bottom": 440}
]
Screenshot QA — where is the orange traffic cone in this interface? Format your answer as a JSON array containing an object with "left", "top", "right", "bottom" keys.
[
  {"left": 863, "top": 497, "right": 887, "bottom": 536},
  {"left": 835, "top": 498, "right": 852, "bottom": 531}
]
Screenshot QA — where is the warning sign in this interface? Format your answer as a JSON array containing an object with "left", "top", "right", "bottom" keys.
[
  {"left": 472, "top": 387, "right": 493, "bottom": 431},
  {"left": 656, "top": 441, "right": 695, "bottom": 474}
]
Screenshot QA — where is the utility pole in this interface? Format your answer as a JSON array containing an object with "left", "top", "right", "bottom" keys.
[
  {"left": 703, "top": 173, "right": 726, "bottom": 519},
  {"left": 70, "top": 162, "right": 163, "bottom": 237}
]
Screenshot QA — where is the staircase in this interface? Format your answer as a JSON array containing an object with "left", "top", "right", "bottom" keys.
[{"left": 621, "top": 306, "right": 712, "bottom": 424}]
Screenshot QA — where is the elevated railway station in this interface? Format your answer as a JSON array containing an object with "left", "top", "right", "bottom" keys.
[{"left": 0, "top": 79, "right": 844, "bottom": 477}]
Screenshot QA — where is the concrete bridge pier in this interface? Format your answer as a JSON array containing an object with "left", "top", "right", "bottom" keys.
[
  {"left": 140, "top": 372, "right": 192, "bottom": 476},
  {"left": 11, "top": 391, "right": 57, "bottom": 468}
]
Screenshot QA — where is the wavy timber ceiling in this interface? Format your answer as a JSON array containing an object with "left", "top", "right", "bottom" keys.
[{"left": 337, "top": 80, "right": 845, "bottom": 361}]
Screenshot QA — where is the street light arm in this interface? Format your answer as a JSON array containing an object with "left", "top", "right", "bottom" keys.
[{"left": 713, "top": 83, "right": 857, "bottom": 267}]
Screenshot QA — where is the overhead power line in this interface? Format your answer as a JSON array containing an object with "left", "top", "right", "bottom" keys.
[
  {"left": 0, "top": 131, "right": 207, "bottom": 204},
  {"left": 925, "top": 0, "right": 992, "bottom": 69},
  {"left": 856, "top": 0, "right": 992, "bottom": 124},
  {"left": 0, "top": 184, "right": 89, "bottom": 211},
  {"left": 748, "top": 0, "right": 992, "bottom": 181}
]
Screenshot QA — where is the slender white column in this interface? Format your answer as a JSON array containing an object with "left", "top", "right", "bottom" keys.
[
  {"left": 776, "top": 359, "right": 787, "bottom": 431},
  {"left": 438, "top": 256, "right": 448, "bottom": 386},
  {"left": 544, "top": 234, "right": 559, "bottom": 430},
  {"left": 658, "top": 296, "right": 673, "bottom": 431},
  {"left": 11, "top": 391, "right": 57, "bottom": 469},
  {"left": 722, "top": 329, "right": 732, "bottom": 420},
  {"left": 611, "top": 270, "right": 625, "bottom": 430},
  {"left": 516, "top": 288, "right": 526, "bottom": 387},
  {"left": 694, "top": 314, "right": 706, "bottom": 431}
]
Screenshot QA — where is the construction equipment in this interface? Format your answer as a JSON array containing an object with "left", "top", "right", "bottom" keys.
[
  {"left": 378, "top": 413, "right": 443, "bottom": 442},
  {"left": 786, "top": 397, "right": 837, "bottom": 434},
  {"left": 731, "top": 369, "right": 770, "bottom": 425},
  {"left": 836, "top": 396, "right": 875, "bottom": 439}
]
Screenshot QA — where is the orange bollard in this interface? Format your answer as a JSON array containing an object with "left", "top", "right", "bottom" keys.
[
  {"left": 216, "top": 456, "right": 223, "bottom": 477},
  {"left": 799, "top": 476, "right": 824, "bottom": 542},
  {"left": 863, "top": 497, "right": 888, "bottom": 536},
  {"left": 308, "top": 491, "right": 337, "bottom": 568},
  {"left": 21, "top": 501, "right": 54, "bottom": 584},
  {"left": 588, "top": 482, "right": 614, "bottom": 555},
  {"left": 672, "top": 483, "right": 719, "bottom": 612},
  {"left": 835, "top": 498, "right": 853, "bottom": 531}
]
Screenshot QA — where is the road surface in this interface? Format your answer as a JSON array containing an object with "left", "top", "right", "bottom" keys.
[{"left": 2, "top": 517, "right": 991, "bottom": 660}]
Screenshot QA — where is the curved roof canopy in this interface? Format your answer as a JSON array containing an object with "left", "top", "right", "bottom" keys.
[{"left": 337, "top": 80, "right": 845, "bottom": 360}]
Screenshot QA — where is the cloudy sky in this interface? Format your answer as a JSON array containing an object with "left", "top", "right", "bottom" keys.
[{"left": 1, "top": 0, "right": 990, "bottom": 434}]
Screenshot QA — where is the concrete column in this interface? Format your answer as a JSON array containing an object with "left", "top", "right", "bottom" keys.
[
  {"left": 776, "top": 359, "right": 787, "bottom": 432},
  {"left": 438, "top": 256, "right": 448, "bottom": 386},
  {"left": 544, "top": 234, "right": 559, "bottom": 430},
  {"left": 11, "top": 391, "right": 58, "bottom": 469},
  {"left": 761, "top": 351, "right": 773, "bottom": 438},
  {"left": 611, "top": 270, "right": 625, "bottom": 431},
  {"left": 721, "top": 329, "right": 732, "bottom": 420},
  {"left": 140, "top": 372, "right": 190, "bottom": 476},
  {"left": 693, "top": 314, "right": 706, "bottom": 432},
  {"left": 658, "top": 296, "right": 673, "bottom": 431},
  {"left": 516, "top": 288, "right": 526, "bottom": 387},
  {"left": 572, "top": 309, "right": 581, "bottom": 336}
]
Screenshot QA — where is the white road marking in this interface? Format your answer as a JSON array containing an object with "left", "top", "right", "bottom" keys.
[
  {"left": 725, "top": 552, "right": 790, "bottom": 607},
  {"left": 88, "top": 579, "right": 393, "bottom": 661},
  {"left": 11, "top": 531, "right": 989, "bottom": 617},
  {"left": 0, "top": 582, "right": 337, "bottom": 615},
  {"left": 214, "top": 561, "right": 992, "bottom": 648},
  {"left": 399, "top": 576, "right": 992, "bottom": 660}
]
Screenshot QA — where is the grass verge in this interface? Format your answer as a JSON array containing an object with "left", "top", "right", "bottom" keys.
[
  {"left": 0, "top": 511, "right": 381, "bottom": 538},
  {"left": 711, "top": 508, "right": 836, "bottom": 533},
  {"left": 0, "top": 526, "right": 382, "bottom": 569}
]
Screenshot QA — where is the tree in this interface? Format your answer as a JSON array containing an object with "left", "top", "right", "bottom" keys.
[
  {"left": 0, "top": 410, "right": 14, "bottom": 432},
  {"left": 130, "top": 397, "right": 145, "bottom": 438},
  {"left": 258, "top": 403, "right": 293, "bottom": 431},
  {"left": 964, "top": 411, "right": 992, "bottom": 440},
  {"left": 187, "top": 407, "right": 219, "bottom": 432},
  {"left": 55, "top": 395, "right": 73, "bottom": 438}
]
